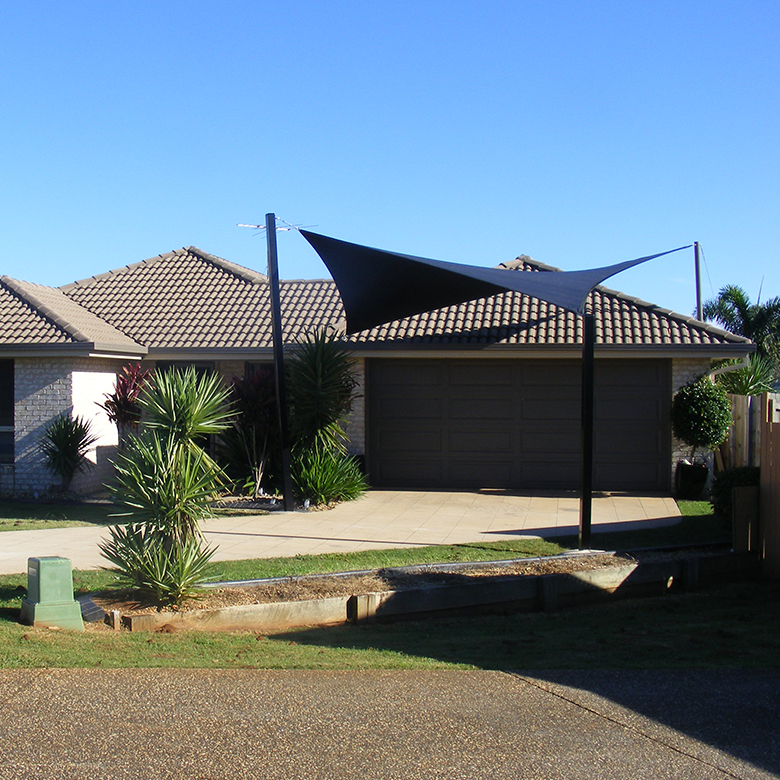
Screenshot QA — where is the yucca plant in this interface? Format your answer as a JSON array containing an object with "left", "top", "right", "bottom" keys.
[
  {"left": 140, "top": 366, "right": 233, "bottom": 448},
  {"left": 103, "top": 366, "right": 232, "bottom": 606},
  {"left": 715, "top": 354, "right": 775, "bottom": 396},
  {"left": 111, "top": 432, "right": 222, "bottom": 545},
  {"left": 99, "top": 523, "right": 216, "bottom": 606},
  {"left": 291, "top": 442, "right": 368, "bottom": 506},
  {"left": 40, "top": 412, "right": 98, "bottom": 491},
  {"left": 287, "top": 331, "right": 358, "bottom": 452}
]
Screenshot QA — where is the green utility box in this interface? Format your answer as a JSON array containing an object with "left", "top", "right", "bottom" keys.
[{"left": 19, "top": 557, "right": 84, "bottom": 631}]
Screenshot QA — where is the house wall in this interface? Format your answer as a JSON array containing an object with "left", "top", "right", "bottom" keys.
[
  {"left": 70, "top": 359, "right": 123, "bottom": 495},
  {"left": 13, "top": 356, "right": 122, "bottom": 497}
]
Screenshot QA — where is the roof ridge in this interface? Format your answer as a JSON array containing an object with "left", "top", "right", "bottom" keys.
[
  {"left": 184, "top": 246, "right": 268, "bottom": 285},
  {"left": 498, "top": 255, "right": 563, "bottom": 273},
  {"left": 60, "top": 250, "right": 184, "bottom": 292},
  {"left": 1, "top": 277, "right": 92, "bottom": 343},
  {"left": 60, "top": 247, "right": 269, "bottom": 293}
]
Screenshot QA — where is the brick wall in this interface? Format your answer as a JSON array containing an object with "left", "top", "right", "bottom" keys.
[
  {"left": 14, "top": 357, "right": 74, "bottom": 496},
  {"left": 343, "top": 358, "right": 365, "bottom": 456}
]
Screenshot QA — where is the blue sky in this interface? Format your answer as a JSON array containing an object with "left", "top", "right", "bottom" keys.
[{"left": 1, "top": 1, "right": 777, "bottom": 319}]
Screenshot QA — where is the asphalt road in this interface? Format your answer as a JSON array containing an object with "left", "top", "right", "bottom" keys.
[{"left": 0, "top": 669, "right": 777, "bottom": 779}]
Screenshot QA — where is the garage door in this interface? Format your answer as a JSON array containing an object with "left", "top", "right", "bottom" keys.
[{"left": 366, "top": 358, "right": 671, "bottom": 492}]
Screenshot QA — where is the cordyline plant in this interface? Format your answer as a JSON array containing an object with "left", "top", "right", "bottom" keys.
[
  {"left": 217, "top": 369, "right": 278, "bottom": 499},
  {"left": 98, "top": 363, "right": 152, "bottom": 445}
]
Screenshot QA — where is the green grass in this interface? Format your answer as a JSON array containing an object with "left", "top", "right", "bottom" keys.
[
  {"left": 0, "top": 501, "right": 266, "bottom": 532},
  {"left": 0, "top": 501, "right": 116, "bottom": 531},
  {"left": 1, "top": 575, "right": 777, "bottom": 669}
]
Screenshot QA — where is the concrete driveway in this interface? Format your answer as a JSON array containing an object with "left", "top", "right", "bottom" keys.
[
  {"left": 0, "top": 490, "right": 681, "bottom": 575},
  {"left": 0, "top": 669, "right": 777, "bottom": 779}
]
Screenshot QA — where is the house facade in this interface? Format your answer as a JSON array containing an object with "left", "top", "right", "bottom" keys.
[{"left": 0, "top": 247, "right": 752, "bottom": 497}]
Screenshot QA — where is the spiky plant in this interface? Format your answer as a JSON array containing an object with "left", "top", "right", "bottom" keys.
[
  {"left": 715, "top": 354, "right": 775, "bottom": 396},
  {"left": 40, "top": 413, "right": 98, "bottom": 491},
  {"left": 286, "top": 331, "right": 359, "bottom": 453},
  {"left": 140, "top": 366, "right": 233, "bottom": 447},
  {"left": 110, "top": 432, "right": 222, "bottom": 545}
]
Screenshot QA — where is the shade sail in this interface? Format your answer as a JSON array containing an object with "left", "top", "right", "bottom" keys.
[{"left": 301, "top": 230, "right": 690, "bottom": 335}]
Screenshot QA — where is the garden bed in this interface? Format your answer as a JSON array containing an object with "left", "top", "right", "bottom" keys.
[{"left": 90, "top": 547, "right": 758, "bottom": 633}]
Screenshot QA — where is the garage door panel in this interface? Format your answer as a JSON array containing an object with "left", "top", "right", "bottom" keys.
[
  {"left": 368, "top": 358, "right": 670, "bottom": 491},
  {"left": 521, "top": 431, "right": 580, "bottom": 455},
  {"left": 449, "top": 459, "right": 514, "bottom": 485},
  {"left": 377, "top": 397, "right": 443, "bottom": 419},
  {"left": 450, "top": 363, "right": 515, "bottom": 386},
  {"left": 449, "top": 430, "right": 513, "bottom": 452},
  {"left": 377, "top": 428, "right": 442, "bottom": 453},
  {"left": 373, "top": 459, "right": 443, "bottom": 484},
  {"left": 450, "top": 398, "right": 514, "bottom": 419}
]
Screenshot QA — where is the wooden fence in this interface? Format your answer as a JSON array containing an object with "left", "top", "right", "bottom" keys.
[
  {"left": 718, "top": 394, "right": 762, "bottom": 470},
  {"left": 759, "top": 393, "right": 780, "bottom": 577}
]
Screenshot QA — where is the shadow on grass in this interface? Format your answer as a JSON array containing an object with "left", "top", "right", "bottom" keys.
[{"left": 269, "top": 579, "right": 780, "bottom": 775}]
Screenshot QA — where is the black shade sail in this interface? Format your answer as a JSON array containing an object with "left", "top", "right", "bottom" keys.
[{"left": 301, "top": 230, "right": 690, "bottom": 335}]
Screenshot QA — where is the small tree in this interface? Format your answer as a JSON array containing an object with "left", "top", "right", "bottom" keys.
[
  {"left": 40, "top": 412, "right": 98, "bottom": 492},
  {"left": 671, "top": 375, "right": 732, "bottom": 461}
]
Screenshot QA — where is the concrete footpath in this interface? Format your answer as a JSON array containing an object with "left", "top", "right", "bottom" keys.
[
  {"left": 0, "top": 491, "right": 681, "bottom": 575},
  {"left": 0, "top": 669, "right": 777, "bottom": 779}
]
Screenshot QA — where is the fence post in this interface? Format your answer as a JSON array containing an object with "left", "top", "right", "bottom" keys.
[{"left": 759, "top": 394, "right": 780, "bottom": 578}]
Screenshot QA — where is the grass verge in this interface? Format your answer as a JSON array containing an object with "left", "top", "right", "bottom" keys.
[{"left": 1, "top": 578, "right": 776, "bottom": 670}]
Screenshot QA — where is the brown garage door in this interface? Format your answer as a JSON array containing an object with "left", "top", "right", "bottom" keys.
[{"left": 366, "top": 358, "right": 671, "bottom": 492}]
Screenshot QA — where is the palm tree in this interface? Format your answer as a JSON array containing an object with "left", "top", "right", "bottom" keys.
[{"left": 703, "top": 285, "right": 780, "bottom": 364}]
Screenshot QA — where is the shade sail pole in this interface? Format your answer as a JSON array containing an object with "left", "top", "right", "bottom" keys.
[
  {"left": 266, "top": 212, "right": 294, "bottom": 511},
  {"left": 579, "top": 311, "right": 595, "bottom": 549}
]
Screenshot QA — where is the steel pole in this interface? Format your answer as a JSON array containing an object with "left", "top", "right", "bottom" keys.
[
  {"left": 266, "top": 212, "right": 294, "bottom": 511},
  {"left": 694, "top": 241, "right": 703, "bottom": 321},
  {"left": 579, "top": 312, "right": 595, "bottom": 549}
]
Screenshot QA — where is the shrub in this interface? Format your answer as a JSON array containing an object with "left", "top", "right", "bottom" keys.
[
  {"left": 40, "top": 412, "right": 98, "bottom": 491},
  {"left": 711, "top": 466, "right": 760, "bottom": 522},
  {"left": 287, "top": 331, "right": 358, "bottom": 452},
  {"left": 291, "top": 445, "right": 368, "bottom": 505},
  {"left": 671, "top": 376, "right": 732, "bottom": 460},
  {"left": 217, "top": 369, "right": 278, "bottom": 498},
  {"left": 99, "top": 523, "right": 216, "bottom": 606}
]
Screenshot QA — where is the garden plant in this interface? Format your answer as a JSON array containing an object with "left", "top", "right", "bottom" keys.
[
  {"left": 40, "top": 412, "right": 98, "bottom": 492},
  {"left": 101, "top": 366, "right": 233, "bottom": 605}
]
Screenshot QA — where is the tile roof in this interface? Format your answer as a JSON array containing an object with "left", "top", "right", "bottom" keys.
[
  {"left": 343, "top": 256, "right": 752, "bottom": 351},
  {"left": 0, "top": 246, "right": 751, "bottom": 356},
  {"left": 0, "top": 276, "right": 145, "bottom": 353}
]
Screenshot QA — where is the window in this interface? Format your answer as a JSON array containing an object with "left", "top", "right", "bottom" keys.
[{"left": 0, "top": 360, "right": 13, "bottom": 464}]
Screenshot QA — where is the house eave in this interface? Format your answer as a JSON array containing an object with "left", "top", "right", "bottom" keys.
[{"left": 0, "top": 343, "right": 146, "bottom": 359}]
